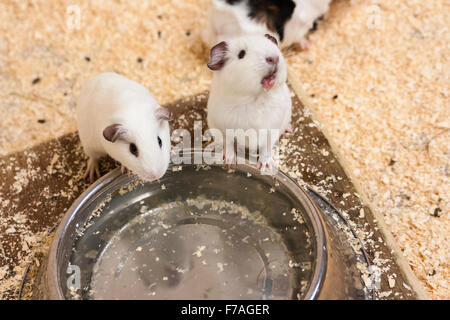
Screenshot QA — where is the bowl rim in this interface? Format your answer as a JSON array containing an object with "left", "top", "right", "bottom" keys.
[{"left": 46, "top": 149, "right": 328, "bottom": 300}]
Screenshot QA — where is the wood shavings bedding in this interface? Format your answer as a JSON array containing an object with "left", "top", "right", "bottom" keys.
[
  {"left": 1, "top": 92, "right": 420, "bottom": 299},
  {"left": 0, "top": 0, "right": 447, "bottom": 299},
  {"left": 0, "top": 0, "right": 211, "bottom": 156},
  {"left": 276, "top": 95, "right": 417, "bottom": 299},
  {"left": 286, "top": 0, "right": 449, "bottom": 299}
]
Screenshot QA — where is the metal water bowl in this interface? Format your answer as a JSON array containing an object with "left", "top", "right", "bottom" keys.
[{"left": 34, "top": 150, "right": 372, "bottom": 300}]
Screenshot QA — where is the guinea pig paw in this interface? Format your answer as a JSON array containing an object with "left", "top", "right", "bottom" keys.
[
  {"left": 121, "top": 165, "right": 136, "bottom": 178},
  {"left": 170, "top": 145, "right": 179, "bottom": 156},
  {"left": 257, "top": 157, "right": 275, "bottom": 174},
  {"left": 121, "top": 165, "right": 132, "bottom": 176},
  {"left": 282, "top": 125, "right": 294, "bottom": 138},
  {"left": 297, "top": 38, "right": 310, "bottom": 51},
  {"left": 223, "top": 150, "right": 237, "bottom": 167},
  {"left": 83, "top": 158, "right": 100, "bottom": 183}
]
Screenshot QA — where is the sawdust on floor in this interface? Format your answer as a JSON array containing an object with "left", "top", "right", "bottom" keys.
[
  {"left": 1, "top": 94, "right": 418, "bottom": 300},
  {"left": 0, "top": 0, "right": 448, "bottom": 299},
  {"left": 286, "top": 0, "right": 449, "bottom": 299},
  {"left": 0, "top": 0, "right": 211, "bottom": 156}
]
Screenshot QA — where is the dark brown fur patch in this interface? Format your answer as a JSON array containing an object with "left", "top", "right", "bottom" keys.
[{"left": 224, "top": 0, "right": 296, "bottom": 41}]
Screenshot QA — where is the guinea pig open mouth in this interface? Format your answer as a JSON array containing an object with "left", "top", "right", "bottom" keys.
[{"left": 261, "top": 67, "right": 277, "bottom": 90}]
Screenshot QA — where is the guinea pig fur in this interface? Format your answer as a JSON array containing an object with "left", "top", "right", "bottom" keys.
[
  {"left": 206, "top": 34, "right": 292, "bottom": 172},
  {"left": 76, "top": 72, "right": 171, "bottom": 183},
  {"left": 202, "top": 0, "right": 332, "bottom": 50}
]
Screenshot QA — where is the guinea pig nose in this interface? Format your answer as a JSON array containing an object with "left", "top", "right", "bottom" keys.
[{"left": 266, "top": 56, "right": 279, "bottom": 65}]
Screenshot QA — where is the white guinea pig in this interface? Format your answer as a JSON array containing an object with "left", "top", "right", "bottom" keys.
[
  {"left": 202, "top": 0, "right": 332, "bottom": 50},
  {"left": 206, "top": 34, "right": 292, "bottom": 172},
  {"left": 76, "top": 72, "right": 171, "bottom": 183}
]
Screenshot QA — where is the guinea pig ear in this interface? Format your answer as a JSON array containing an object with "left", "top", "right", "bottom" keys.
[
  {"left": 265, "top": 34, "right": 278, "bottom": 46},
  {"left": 103, "top": 124, "right": 126, "bottom": 143},
  {"left": 155, "top": 106, "right": 171, "bottom": 121},
  {"left": 207, "top": 41, "right": 228, "bottom": 71}
]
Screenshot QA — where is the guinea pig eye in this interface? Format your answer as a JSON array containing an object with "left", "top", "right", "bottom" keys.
[
  {"left": 157, "top": 136, "right": 162, "bottom": 148},
  {"left": 238, "top": 50, "right": 246, "bottom": 59},
  {"left": 129, "top": 143, "right": 138, "bottom": 157}
]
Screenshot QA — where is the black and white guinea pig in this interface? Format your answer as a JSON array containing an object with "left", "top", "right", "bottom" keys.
[{"left": 203, "top": 0, "right": 331, "bottom": 50}]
